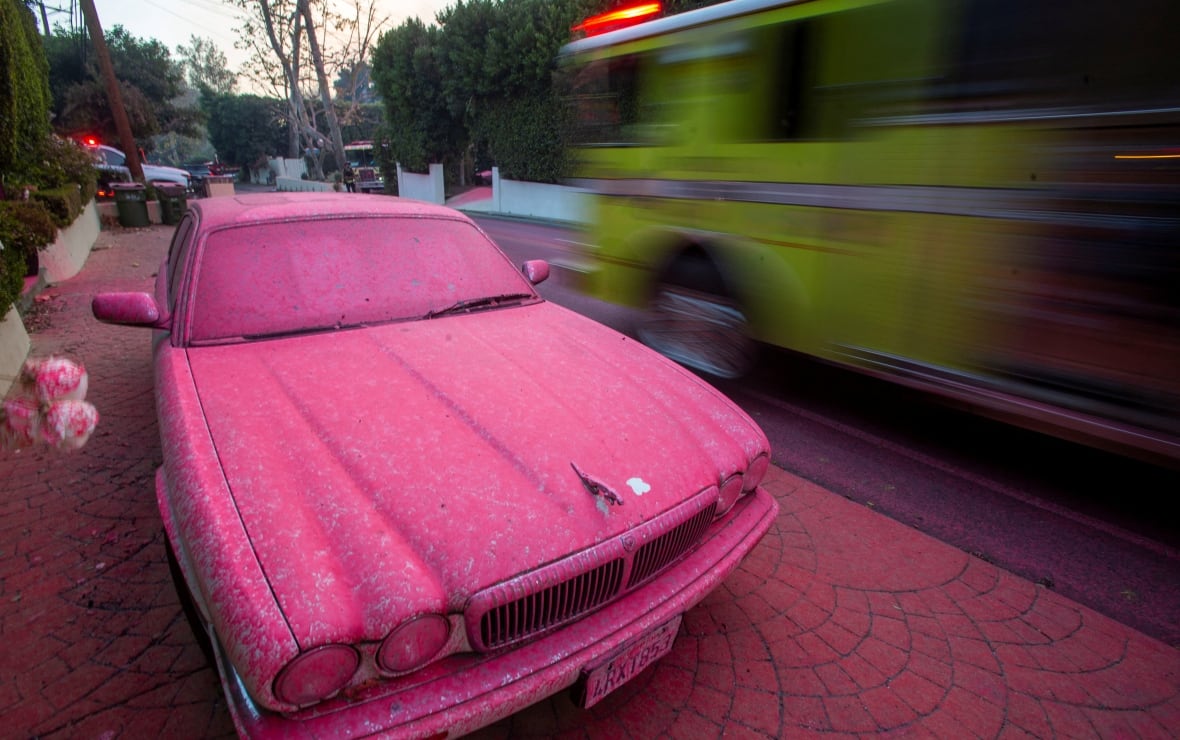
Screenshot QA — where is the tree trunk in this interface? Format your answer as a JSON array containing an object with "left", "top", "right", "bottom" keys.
[
  {"left": 299, "top": 0, "right": 347, "bottom": 176},
  {"left": 258, "top": 0, "right": 324, "bottom": 179}
]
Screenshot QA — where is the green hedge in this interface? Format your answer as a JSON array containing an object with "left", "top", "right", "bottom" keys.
[
  {"left": 32, "top": 185, "right": 84, "bottom": 228},
  {"left": 473, "top": 92, "right": 571, "bottom": 184},
  {"left": 0, "top": 200, "right": 58, "bottom": 310},
  {"left": 0, "top": 238, "right": 23, "bottom": 314}
]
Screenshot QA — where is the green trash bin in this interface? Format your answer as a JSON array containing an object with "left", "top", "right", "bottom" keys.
[
  {"left": 153, "top": 182, "right": 187, "bottom": 225},
  {"left": 112, "top": 183, "right": 149, "bottom": 228}
]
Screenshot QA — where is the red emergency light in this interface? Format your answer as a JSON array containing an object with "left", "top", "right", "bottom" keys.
[{"left": 572, "top": 1, "right": 662, "bottom": 37}]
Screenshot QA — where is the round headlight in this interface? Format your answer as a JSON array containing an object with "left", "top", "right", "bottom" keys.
[
  {"left": 273, "top": 644, "right": 359, "bottom": 707},
  {"left": 717, "top": 473, "right": 744, "bottom": 517},
  {"left": 378, "top": 614, "right": 451, "bottom": 673},
  {"left": 744, "top": 453, "right": 770, "bottom": 491}
]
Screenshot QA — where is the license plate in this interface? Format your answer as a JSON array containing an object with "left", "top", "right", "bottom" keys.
[{"left": 574, "top": 615, "right": 682, "bottom": 709}]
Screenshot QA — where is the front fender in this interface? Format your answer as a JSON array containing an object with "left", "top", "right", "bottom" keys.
[{"left": 155, "top": 346, "right": 301, "bottom": 712}]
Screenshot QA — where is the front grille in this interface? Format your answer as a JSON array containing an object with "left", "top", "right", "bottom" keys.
[
  {"left": 467, "top": 491, "right": 718, "bottom": 651},
  {"left": 627, "top": 505, "right": 715, "bottom": 589},
  {"left": 480, "top": 558, "right": 624, "bottom": 649}
]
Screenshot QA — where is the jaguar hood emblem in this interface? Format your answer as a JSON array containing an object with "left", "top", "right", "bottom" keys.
[{"left": 570, "top": 462, "right": 624, "bottom": 507}]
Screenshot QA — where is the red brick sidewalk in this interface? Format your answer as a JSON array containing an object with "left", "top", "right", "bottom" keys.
[{"left": 2, "top": 225, "right": 1178, "bottom": 737}]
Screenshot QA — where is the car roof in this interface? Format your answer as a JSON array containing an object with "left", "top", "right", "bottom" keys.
[{"left": 189, "top": 192, "right": 468, "bottom": 230}]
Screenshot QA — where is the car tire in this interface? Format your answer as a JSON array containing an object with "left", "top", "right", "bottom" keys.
[
  {"left": 636, "top": 256, "right": 757, "bottom": 379},
  {"left": 165, "top": 536, "right": 215, "bottom": 665}
]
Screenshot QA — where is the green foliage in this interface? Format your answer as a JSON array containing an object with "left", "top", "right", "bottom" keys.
[
  {"left": 338, "top": 103, "right": 384, "bottom": 144},
  {"left": 374, "top": 0, "right": 611, "bottom": 184},
  {"left": 0, "top": 0, "right": 52, "bottom": 175},
  {"left": 435, "top": 0, "right": 499, "bottom": 114},
  {"left": 24, "top": 134, "right": 97, "bottom": 191},
  {"left": 32, "top": 187, "right": 83, "bottom": 228},
  {"left": 43, "top": 24, "right": 199, "bottom": 144},
  {"left": 0, "top": 200, "right": 58, "bottom": 307},
  {"left": 474, "top": 92, "right": 571, "bottom": 183},
  {"left": 0, "top": 201, "right": 58, "bottom": 255},
  {"left": 149, "top": 131, "right": 216, "bottom": 168},
  {"left": 201, "top": 91, "right": 288, "bottom": 169},
  {"left": 0, "top": 240, "right": 23, "bottom": 311},
  {"left": 4, "top": 135, "right": 98, "bottom": 226},
  {"left": 176, "top": 35, "right": 236, "bottom": 95},
  {"left": 365, "top": 0, "right": 736, "bottom": 186},
  {"left": 371, "top": 19, "right": 464, "bottom": 173}
]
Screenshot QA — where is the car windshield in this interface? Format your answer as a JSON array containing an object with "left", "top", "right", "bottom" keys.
[
  {"left": 96, "top": 147, "right": 123, "bottom": 166},
  {"left": 189, "top": 215, "right": 538, "bottom": 343}
]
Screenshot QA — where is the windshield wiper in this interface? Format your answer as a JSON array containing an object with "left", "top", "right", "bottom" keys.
[
  {"left": 242, "top": 322, "right": 347, "bottom": 341},
  {"left": 423, "top": 293, "right": 534, "bottom": 319}
]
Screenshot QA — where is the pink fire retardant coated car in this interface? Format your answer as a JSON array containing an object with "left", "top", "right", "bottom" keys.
[{"left": 91, "top": 192, "right": 778, "bottom": 738}]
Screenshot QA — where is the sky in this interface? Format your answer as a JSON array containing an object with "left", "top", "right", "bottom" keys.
[{"left": 44, "top": 1, "right": 456, "bottom": 81}]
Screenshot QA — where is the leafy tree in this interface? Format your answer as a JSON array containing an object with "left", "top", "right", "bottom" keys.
[
  {"left": 232, "top": 0, "right": 387, "bottom": 179},
  {"left": 435, "top": 0, "right": 499, "bottom": 115},
  {"left": 371, "top": 18, "right": 463, "bottom": 173},
  {"left": 177, "top": 35, "right": 237, "bottom": 95},
  {"left": 202, "top": 91, "right": 289, "bottom": 169},
  {"left": 368, "top": 0, "right": 729, "bottom": 185},
  {"left": 338, "top": 102, "right": 383, "bottom": 143},
  {"left": 0, "top": 0, "right": 51, "bottom": 176},
  {"left": 334, "top": 62, "right": 378, "bottom": 105},
  {"left": 42, "top": 24, "right": 199, "bottom": 146},
  {"left": 426, "top": 0, "right": 610, "bottom": 183}
]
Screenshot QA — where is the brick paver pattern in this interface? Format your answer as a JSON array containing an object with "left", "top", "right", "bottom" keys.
[{"left": 2, "top": 225, "right": 1178, "bottom": 738}]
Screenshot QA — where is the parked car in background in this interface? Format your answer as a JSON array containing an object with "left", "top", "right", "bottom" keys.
[
  {"left": 209, "top": 161, "right": 240, "bottom": 177},
  {"left": 180, "top": 162, "right": 213, "bottom": 192},
  {"left": 92, "top": 162, "right": 131, "bottom": 200},
  {"left": 91, "top": 193, "right": 778, "bottom": 737},
  {"left": 87, "top": 143, "right": 192, "bottom": 191}
]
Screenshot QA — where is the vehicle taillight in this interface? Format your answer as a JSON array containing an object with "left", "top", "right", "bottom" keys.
[
  {"left": 378, "top": 614, "right": 451, "bottom": 674},
  {"left": 273, "top": 644, "right": 359, "bottom": 706},
  {"left": 572, "top": 1, "right": 662, "bottom": 37}
]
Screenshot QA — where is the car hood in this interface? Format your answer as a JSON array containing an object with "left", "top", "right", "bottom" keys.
[{"left": 186, "top": 302, "right": 766, "bottom": 644}]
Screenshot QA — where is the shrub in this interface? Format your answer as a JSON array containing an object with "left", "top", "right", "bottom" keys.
[
  {"left": 32, "top": 185, "right": 83, "bottom": 227},
  {"left": 5, "top": 135, "right": 97, "bottom": 224},
  {"left": 473, "top": 93, "right": 570, "bottom": 183},
  {"left": 0, "top": 200, "right": 58, "bottom": 271},
  {"left": 0, "top": 198, "right": 57, "bottom": 310},
  {"left": 35, "top": 136, "right": 96, "bottom": 190},
  {"left": 0, "top": 237, "right": 24, "bottom": 314}
]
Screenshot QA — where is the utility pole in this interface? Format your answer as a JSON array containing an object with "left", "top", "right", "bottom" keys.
[{"left": 78, "top": 0, "right": 143, "bottom": 181}]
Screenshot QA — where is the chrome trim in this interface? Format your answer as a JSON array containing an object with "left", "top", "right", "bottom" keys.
[{"left": 466, "top": 488, "right": 719, "bottom": 651}]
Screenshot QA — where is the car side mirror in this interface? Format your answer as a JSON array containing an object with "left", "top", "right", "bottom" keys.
[
  {"left": 92, "top": 291, "right": 167, "bottom": 328},
  {"left": 522, "top": 260, "right": 550, "bottom": 285}
]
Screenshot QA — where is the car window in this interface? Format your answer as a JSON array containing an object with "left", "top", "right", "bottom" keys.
[{"left": 188, "top": 215, "right": 537, "bottom": 343}]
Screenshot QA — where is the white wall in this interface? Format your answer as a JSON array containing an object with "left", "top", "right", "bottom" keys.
[
  {"left": 275, "top": 177, "right": 335, "bottom": 192},
  {"left": 38, "top": 200, "right": 100, "bottom": 283},
  {"left": 268, "top": 157, "right": 307, "bottom": 181},
  {"left": 0, "top": 305, "right": 30, "bottom": 400},
  {"left": 494, "top": 168, "right": 587, "bottom": 223},
  {"left": 397, "top": 163, "right": 445, "bottom": 204}
]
